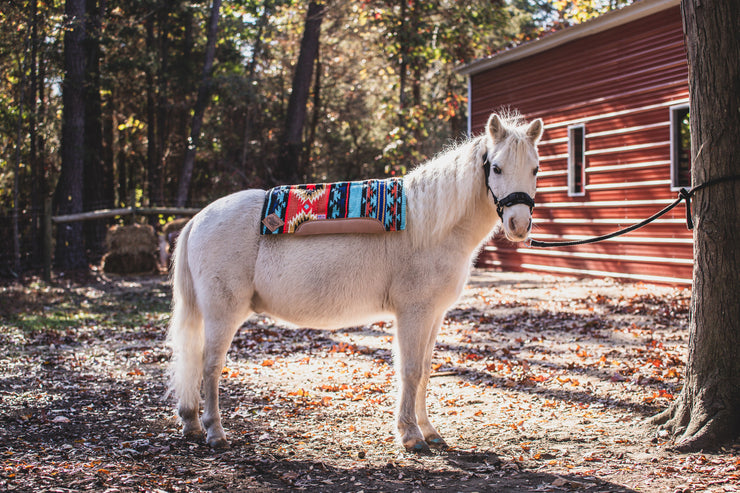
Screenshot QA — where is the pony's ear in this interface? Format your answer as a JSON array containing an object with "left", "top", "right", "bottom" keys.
[
  {"left": 526, "top": 118, "right": 544, "bottom": 143},
  {"left": 486, "top": 113, "right": 507, "bottom": 142}
]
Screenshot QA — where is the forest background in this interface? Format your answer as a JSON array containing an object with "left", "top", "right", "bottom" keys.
[{"left": 0, "top": 0, "right": 632, "bottom": 274}]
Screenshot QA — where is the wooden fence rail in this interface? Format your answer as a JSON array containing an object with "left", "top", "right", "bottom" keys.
[
  {"left": 51, "top": 206, "right": 201, "bottom": 223},
  {"left": 43, "top": 197, "right": 200, "bottom": 281}
]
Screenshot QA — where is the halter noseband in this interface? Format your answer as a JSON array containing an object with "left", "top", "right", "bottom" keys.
[{"left": 482, "top": 153, "right": 536, "bottom": 220}]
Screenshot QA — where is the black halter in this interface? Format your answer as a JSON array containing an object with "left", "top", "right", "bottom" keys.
[{"left": 482, "top": 153, "right": 535, "bottom": 220}]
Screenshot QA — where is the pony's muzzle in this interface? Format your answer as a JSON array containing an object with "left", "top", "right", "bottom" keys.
[{"left": 503, "top": 206, "right": 532, "bottom": 242}]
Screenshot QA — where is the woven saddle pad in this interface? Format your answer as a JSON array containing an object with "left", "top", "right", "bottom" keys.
[{"left": 260, "top": 178, "right": 406, "bottom": 236}]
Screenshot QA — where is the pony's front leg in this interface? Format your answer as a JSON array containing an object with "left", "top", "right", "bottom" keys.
[
  {"left": 201, "top": 316, "right": 245, "bottom": 449},
  {"left": 395, "top": 309, "right": 441, "bottom": 453},
  {"left": 415, "top": 315, "right": 448, "bottom": 449}
]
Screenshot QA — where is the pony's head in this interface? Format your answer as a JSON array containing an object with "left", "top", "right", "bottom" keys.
[{"left": 481, "top": 113, "right": 543, "bottom": 242}]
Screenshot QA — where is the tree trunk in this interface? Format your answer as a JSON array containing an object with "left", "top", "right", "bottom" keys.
[
  {"left": 54, "top": 0, "right": 87, "bottom": 270},
  {"left": 398, "top": 0, "right": 407, "bottom": 115},
  {"left": 12, "top": 32, "right": 30, "bottom": 276},
  {"left": 157, "top": 0, "right": 171, "bottom": 203},
  {"left": 117, "top": 109, "right": 129, "bottom": 209},
  {"left": 652, "top": 0, "right": 740, "bottom": 451},
  {"left": 146, "top": 15, "right": 163, "bottom": 208},
  {"left": 102, "top": 87, "right": 115, "bottom": 207},
  {"left": 36, "top": 3, "right": 48, "bottom": 206},
  {"left": 83, "top": 0, "right": 108, "bottom": 263},
  {"left": 304, "top": 53, "right": 321, "bottom": 175},
  {"left": 29, "top": 0, "right": 46, "bottom": 268},
  {"left": 240, "top": 0, "right": 272, "bottom": 173},
  {"left": 278, "top": 0, "right": 325, "bottom": 184},
  {"left": 410, "top": 0, "right": 421, "bottom": 109},
  {"left": 174, "top": 6, "right": 195, "bottom": 201},
  {"left": 176, "top": 0, "right": 222, "bottom": 207}
]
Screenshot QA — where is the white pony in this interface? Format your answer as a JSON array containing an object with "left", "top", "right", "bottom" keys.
[{"left": 167, "top": 113, "right": 543, "bottom": 452}]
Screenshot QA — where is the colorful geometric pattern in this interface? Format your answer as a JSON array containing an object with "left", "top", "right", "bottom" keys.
[{"left": 260, "top": 178, "right": 406, "bottom": 235}]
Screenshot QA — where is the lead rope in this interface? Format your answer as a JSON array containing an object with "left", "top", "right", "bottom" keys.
[{"left": 527, "top": 174, "right": 740, "bottom": 248}]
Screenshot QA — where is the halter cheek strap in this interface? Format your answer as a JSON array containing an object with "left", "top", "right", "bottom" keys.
[{"left": 482, "top": 153, "right": 536, "bottom": 219}]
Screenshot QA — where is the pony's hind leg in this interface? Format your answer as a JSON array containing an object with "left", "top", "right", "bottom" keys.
[
  {"left": 167, "top": 223, "right": 206, "bottom": 440},
  {"left": 200, "top": 311, "right": 251, "bottom": 449},
  {"left": 415, "top": 315, "right": 447, "bottom": 449},
  {"left": 179, "top": 402, "right": 203, "bottom": 438}
]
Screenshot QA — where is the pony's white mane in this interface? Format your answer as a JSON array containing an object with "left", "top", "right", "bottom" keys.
[
  {"left": 404, "top": 136, "right": 487, "bottom": 249},
  {"left": 404, "top": 113, "right": 534, "bottom": 248}
]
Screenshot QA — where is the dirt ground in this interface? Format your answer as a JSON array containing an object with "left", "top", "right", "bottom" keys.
[{"left": 1, "top": 268, "right": 738, "bottom": 492}]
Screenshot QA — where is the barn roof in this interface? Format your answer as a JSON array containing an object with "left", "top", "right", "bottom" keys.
[{"left": 457, "top": 0, "right": 680, "bottom": 76}]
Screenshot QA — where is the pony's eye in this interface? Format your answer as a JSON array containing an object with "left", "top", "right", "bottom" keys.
[
  {"left": 492, "top": 165, "right": 502, "bottom": 175},
  {"left": 533, "top": 166, "right": 539, "bottom": 176}
]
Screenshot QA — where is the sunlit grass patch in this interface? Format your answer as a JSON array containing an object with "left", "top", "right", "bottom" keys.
[{"left": 9, "top": 309, "right": 104, "bottom": 333}]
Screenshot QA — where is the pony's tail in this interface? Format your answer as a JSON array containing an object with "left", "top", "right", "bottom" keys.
[{"left": 166, "top": 219, "right": 204, "bottom": 412}]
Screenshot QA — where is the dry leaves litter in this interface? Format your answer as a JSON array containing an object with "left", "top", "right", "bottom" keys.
[{"left": 1, "top": 269, "right": 738, "bottom": 492}]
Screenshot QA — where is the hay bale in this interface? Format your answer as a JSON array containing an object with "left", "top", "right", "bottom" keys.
[{"left": 102, "top": 224, "right": 159, "bottom": 274}]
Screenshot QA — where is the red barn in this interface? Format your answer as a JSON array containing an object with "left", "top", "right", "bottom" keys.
[{"left": 459, "top": 0, "right": 692, "bottom": 285}]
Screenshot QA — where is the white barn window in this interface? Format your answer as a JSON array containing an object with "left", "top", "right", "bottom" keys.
[
  {"left": 670, "top": 105, "right": 691, "bottom": 189},
  {"left": 567, "top": 124, "right": 586, "bottom": 196}
]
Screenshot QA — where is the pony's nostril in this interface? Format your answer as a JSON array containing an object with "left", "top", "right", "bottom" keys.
[
  {"left": 508, "top": 216, "right": 516, "bottom": 231},
  {"left": 527, "top": 218, "right": 532, "bottom": 231}
]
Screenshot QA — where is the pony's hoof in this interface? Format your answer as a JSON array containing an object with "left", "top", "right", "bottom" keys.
[
  {"left": 207, "top": 436, "right": 230, "bottom": 449},
  {"left": 427, "top": 436, "right": 449, "bottom": 450},
  {"left": 405, "top": 440, "right": 432, "bottom": 455},
  {"left": 182, "top": 425, "right": 205, "bottom": 439}
]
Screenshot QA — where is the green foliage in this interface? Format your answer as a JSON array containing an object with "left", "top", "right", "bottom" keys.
[
  {"left": 359, "top": 0, "right": 527, "bottom": 173},
  {"left": 1, "top": 0, "right": 531, "bottom": 209},
  {"left": 0, "top": 0, "right": 632, "bottom": 272},
  {"left": 539, "top": 0, "right": 635, "bottom": 29}
]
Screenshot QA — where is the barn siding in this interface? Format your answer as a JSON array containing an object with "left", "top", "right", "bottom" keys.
[{"left": 467, "top": 3, "right": 691, "bottom": 284}]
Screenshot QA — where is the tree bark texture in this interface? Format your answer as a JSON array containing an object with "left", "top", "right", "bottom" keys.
[
  {"left": 398, "top": 0, "right": 407, "bottom": 114},
  {"left": 176, "top": 0, "right": 222, "bottom": 207},
  {"left": 240, "top": 0, "right": 272, "bottom": 173},
  {"left": 12, "top": 32, "right": 29, "bottom": 276},
  {"left": 83, "top": 0, "right": 109, "bottom": 262},
  {"left": 652, "top": 0, "right": 740, "bottom": 451},
  {"left": 304, "top": 54, "right": 321, "bottom": 172},
  {"left": 156, "top": 0, "right": 171, "bottom": 206},
  {"left": 30, "top": 0, "right": 51, "bottom": 266},
  {"left": 54, "top": 0, "right": 87, "bottom": 270},
  {"left": 146, "top": 15, "right": 163, "bottom": 208},
  {"left": 278, "top": 0, "right": 325, "bottom": 184}
]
